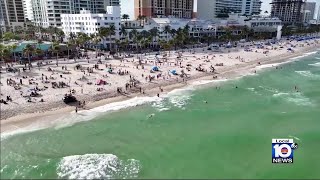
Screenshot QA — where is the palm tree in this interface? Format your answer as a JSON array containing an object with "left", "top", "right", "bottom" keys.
[
  {"left": 120, "top": 25, "right": 127, "bottom": 41},
  {"left": 67, "top": 40, "right": 74, "bottom": 59},
  {"left": 141, "top": 15, "right": 147, "bottom": 26},
  {"left": 137, "top": 15, "right": 147, "bottom": 26},
  {"left": 108, "top": 25, "right": 116, "bottom": 50},
  {"left": 170, "top": 29, "right": 177, "bottom": 40},
  {"left": 52, "top": 42, "right": 60, "bottom": 66},
  {"left": 57, "top": 30, "right": 65, "bottom": 43},
  {"left": 10, "top": 44, "right": 17, "bottom": 63},
  {"left": 35, "top": 48, "right": 44, "bottom": 66},
  {"left": 140, "top": 30, "right": 149, "bottom": 41},
  {"left": 121, "top": 39, "right": 129, "bottom": 52},
  {"left": 69, "top": 32, "right": 76, "bottom": 40},
  {"left": 53, "top": 27, "right": 62, "bottom": 41},
  {"left": 115, "top": 39, "right": 121, "bottom": 53},
  {"left": 202, "top": 34, "right": 213, "bottom": 46},
  {"left": 76, "top": 32, "right": 90, "bottom": 48},
  {"left": 26, "top": 24, "right": 36, "bottom": 39},
  {"left": 23, "top": 44, "right": 35, "bottom": 66},
  {"left": 0, "top": 44, "right": 4, "bottom": 63},
  {"left": 91, "top": 34, "right": 101, "bottom": 58},
  {"left": 149, "top": 27, "right": 159, "bottom": 47},
  {"left": 0, "top": 46, "right": 12, "bottom": 63},
  {"left": 166, "top": 40, "right": 174, "bottom": 56},
  {"left": 163, "top": 25, "right": 171, "bottom": 41},
  {"left": 174, "top": 28, "right": 187, "bottom": 48},
  {"left": 281, "top": 25, "right": 293, "bottom": 36},
  {"left": 122, "top": 14, "right": 130, "bottom": 26},
  {"left": 137, "top": 15, "right": 142, "bottom": 26},
  {"left": 241, "top": 25, "right": 250, "bottom": 41},
  {"left": 98, "top": 27, "right": 109, "bottom": 49},
  {"left": 219, "top": 27, "right": 232, "bottom": 42}
]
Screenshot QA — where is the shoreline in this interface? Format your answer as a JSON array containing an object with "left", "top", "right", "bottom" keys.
[{"left": 1, "top": 44, "right": 319, "bottom": 135}]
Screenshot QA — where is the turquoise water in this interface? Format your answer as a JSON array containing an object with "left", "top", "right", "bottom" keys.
[{"left": 1, "top": 51, "right": 320, "bottom": 179}]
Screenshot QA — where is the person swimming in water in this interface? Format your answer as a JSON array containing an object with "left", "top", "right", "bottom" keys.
[{"left": 148, "top": 113, "right": 155, "bottom": 119}]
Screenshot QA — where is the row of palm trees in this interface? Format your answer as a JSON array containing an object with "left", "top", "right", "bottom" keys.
[
  {"left": 1, "top": 21, "right": 319, "bottom": 64},
  {"left": 50, "top": 24, "right": 257, "bottom": 57},
  {"left": 0, "top": 40, "right": 64, "bottom": 65}
]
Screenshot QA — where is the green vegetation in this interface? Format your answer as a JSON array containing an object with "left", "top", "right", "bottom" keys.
[{"left": 0, "top": 22, "right": 319, "bottom": 64}]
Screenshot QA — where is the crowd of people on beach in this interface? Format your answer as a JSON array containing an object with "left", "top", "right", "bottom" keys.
[{"left": 1, "top": 38, "right": 319, "bottom": 118}]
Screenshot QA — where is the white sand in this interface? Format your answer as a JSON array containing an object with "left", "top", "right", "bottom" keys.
[{"left": 1, "top": 39, "right": 320, "bottom": 133}]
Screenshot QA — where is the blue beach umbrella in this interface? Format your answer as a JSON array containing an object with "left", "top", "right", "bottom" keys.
[
  {"left": 170, "top": 69, "right": 177, "bottom": 75},
  {"left": 152, "top": 66, "right": 159, "bottom": 71}
]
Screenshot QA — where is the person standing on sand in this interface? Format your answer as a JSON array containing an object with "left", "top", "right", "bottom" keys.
[{"left": 75, "top": 107, "right": 78, "bottom": 113}]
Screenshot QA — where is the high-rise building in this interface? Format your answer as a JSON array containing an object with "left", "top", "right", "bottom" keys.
[
  {"left": 0, "top": 0, "right": 25, "bottom": 31},
  {"left": 318, "top": 5, "right": 320, "bottom": 22},
  {"left": 134, "top": 0, "right": 194, "bottom": 19},
  {"left": 105, "top": 0, "right": 120, "bottom": 6},
  {"left": 270, "top": 0, "right": 305, "bottom": 24},
  {"left": 31, "top": 0, "right": 118, "bottom": 28},
  {"left": 303, "top": 1, "right": 316, "bottom": 21},
  {"left": 22, "top": 0, "right": 34, "bottom": 21},
  {"left": 303, "top": 10, "right": 312, "bottom": 23},
  {"left": 197, "top": 0, "right": 262, "bottom": 20}
]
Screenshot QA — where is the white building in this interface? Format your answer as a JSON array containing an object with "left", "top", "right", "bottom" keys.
[
  {"left": 197, "top": 0, "right": 262, "bottom": 20},
  {"left": 32, "top": 0, "right": 49, "bottom": 27},
  {"left": 31, "top": 0, "right": 117, "bottom": 28},
  {"left": 122, "top": 12, "right": 282, "bottom": 44},
  {"left": 22, "top": 0, "right": 33, "bottom": 21},
  {"left": 61, "top": 6, "right": 121, "bottom": 48}
]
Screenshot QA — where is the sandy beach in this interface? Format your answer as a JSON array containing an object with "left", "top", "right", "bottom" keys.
[{"left": 1, "top": 39, "right": 320, "bottom": 133}]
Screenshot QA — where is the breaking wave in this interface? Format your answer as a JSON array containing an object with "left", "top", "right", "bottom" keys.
[
  {"left": 57, "top": 154, "right": 140, "bottom": 179},
  {"left": 308, "top": 62, "right": 320, "bottom": 67},
  {"left": 273, "top": 92, "right": 313, "bottom": 106},
  {"left": 295, "top": 71, "right": 320, "bottom": 79}
]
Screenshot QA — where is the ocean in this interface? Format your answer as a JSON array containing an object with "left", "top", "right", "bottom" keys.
[{"left": 1, "top": 51, "right": 320, "bottom": 179}]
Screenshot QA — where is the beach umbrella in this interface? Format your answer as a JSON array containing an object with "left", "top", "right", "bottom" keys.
[
  {"left": 170, "top": 69, "right": 177, "bottom": 75},
  {"left": 152, "top": 66, "right": 159, "bottom": 71}
]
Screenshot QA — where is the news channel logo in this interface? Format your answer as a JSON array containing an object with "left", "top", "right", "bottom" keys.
[{"left": 272, "top": 138, "right": 298, "bottom": 164}]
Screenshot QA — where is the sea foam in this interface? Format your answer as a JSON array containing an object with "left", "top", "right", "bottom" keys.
[
  {"left": 295, "top": 71, "right": 320, "bottom": 79},
  {"left": 273, "top": 92, "right": 313, "bottom": 106},
  {"left": 54, "top": 96, "right": 163, "bottom": 129},
  {"left": 56, "top": 154, "right": 140, "bottom": 179},
  {"left": 309, "top": 62, "right": 320, "bottom": 67},
  {"left": 290, "top": 51, "right": 318, "bottom": 60},
  {"left": 1, "top": 96, "right": 162, "bottom": 140}
]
